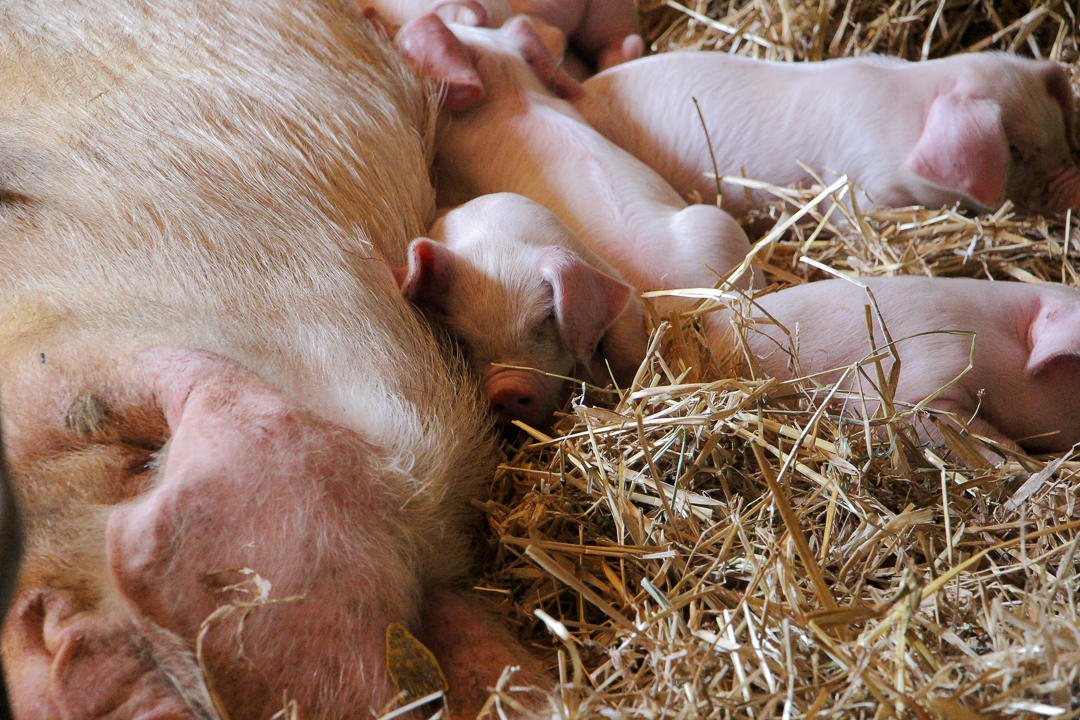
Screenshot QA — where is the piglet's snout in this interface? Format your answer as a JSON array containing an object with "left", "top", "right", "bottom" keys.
[{"left": 484, "top": 367, "right": 546, "bottom": 425}]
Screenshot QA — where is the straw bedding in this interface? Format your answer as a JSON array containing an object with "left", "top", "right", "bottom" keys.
[{"left": 470, "top": 2, "right": 1080, "bottom": 717}]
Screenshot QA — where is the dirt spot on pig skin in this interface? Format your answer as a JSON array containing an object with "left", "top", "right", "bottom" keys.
[
  {"left": 0, "top": 188, "right": 31, "bottom": 206},
  {"left": 65, "top": 394, "right": 109, "bottom": 436},
  {"left": 7, "top": 388, "right": 168, "bottom": 514}
]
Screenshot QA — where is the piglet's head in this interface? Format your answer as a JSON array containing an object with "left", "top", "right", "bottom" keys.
[
  {"left": 904, "top": 58, "right": 1080, "bottom": 214},
  {"left": 395, "top": 11, "right": 582, "bottom": 113},
  {"left": 396, "top": 231, "right": 630, "bottom": 426}
]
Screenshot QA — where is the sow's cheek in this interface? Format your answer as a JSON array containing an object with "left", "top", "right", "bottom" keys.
[{"left": 0, "top": 347, "right": 415, "bottom": 719}]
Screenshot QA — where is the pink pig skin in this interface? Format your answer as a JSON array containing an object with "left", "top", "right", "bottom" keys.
[
  {"left": 577, "top": 52, "right": 1080, "bottom": 216},
  {"left": 355, "top": 0, "right": 513, "bottom": 36},
  {"left": 708, "top": 277, "right": 1080, "bottom": 454},
  {"left": 356, "top": 0, "right": 640, "bottom": 73},
  {"left": 410, "top": 17, "right": 760, "bottom": 304},
  {"left": 398, "top": 193, "right": 649, "bottom": 424},
  {"left": 504, "top": 0, "right": 642, "bottom": 71}
]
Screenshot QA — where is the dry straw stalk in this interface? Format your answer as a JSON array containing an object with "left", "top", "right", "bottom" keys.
[{"left": 475, "top": 1, "right": 1080, "bottom": 718}]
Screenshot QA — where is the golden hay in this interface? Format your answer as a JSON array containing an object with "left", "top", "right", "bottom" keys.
[{"left": 470, "top": 1, "right": 1080, "bottom": 718}]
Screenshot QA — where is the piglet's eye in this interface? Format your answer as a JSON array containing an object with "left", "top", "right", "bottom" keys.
[{"left": 1009, "top": 144, "right": 1028, "bottom": 162}]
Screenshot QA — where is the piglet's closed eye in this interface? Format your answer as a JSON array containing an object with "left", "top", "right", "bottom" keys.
[{"left": 538, "top": 246, "right": 631, "bottom": 361}]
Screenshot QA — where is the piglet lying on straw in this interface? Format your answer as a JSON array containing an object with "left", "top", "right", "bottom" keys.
[
  {"left": 397, "top": 193, "right": 647, "bottom": 425},
  {"left": 397, "top": 12, "right": 759, "bottom": 304},
  {"left": 707, "top": 276, "right": 1080, "bottom": 456},
  {"left": 577, "top": 52, "right": 1080, "bottom": 216}
]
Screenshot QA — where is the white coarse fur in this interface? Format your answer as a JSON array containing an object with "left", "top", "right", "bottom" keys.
[
  {"left": 707, "top": 276, "right": 1080, "bottom": 454},
  {"left": 434, "top": 21, "right": 759, "bottom": 306},
  {"left": 0, "top": 0, "right": 495, "bottom": 717},
  {"left": 577, "top": 52, "right": 1077, "bottom": 215}
]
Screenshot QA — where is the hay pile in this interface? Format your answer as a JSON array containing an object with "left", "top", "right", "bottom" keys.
[{"left": 472, "top": 1, "right": 1080, "bottom": 718}]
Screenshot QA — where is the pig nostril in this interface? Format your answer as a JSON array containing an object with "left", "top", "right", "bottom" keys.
[{"left": 517, "top": 397, "right": 532, "bottom": 407}]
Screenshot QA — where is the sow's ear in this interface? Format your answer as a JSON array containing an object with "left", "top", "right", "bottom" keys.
[
  {"left": 539, "top": 247, "right": 632, "bottom": 362},
  {"left": 396, "top": 238, "right": 456, "bottom": 310},
  {"left": 395, "top": 13, "right": 485, "bottom": 112},
  {"left": 903, "top": 93, "right": 1009, "bottom": 208},
  {"left": 1026, "top": 299, "right": 1080, "bottom": 375}
]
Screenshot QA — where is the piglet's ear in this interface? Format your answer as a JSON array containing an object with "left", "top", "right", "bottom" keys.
[
  {"left": 903, "top": 93, "right": 1009, "bottom": 209},
  {"left": 539, "top": 247, "right": 631, "bottom": 361},
  {"left": 1026, "top": 299, "right": 1080, "bottom": 376},
  {"left": 431, "top": 0, "right": 488, "bottom": 27},
  {"left": 395, "top": 13, "right": 485, "bottom": 111},
  {"left": 503, "top": 16, "right": 583, "bottom": 101},
  {"left": 398, "top": 238, "right": 455, "bottom": 309}
]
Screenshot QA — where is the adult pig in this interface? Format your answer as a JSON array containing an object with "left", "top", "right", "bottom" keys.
[
  {"left": 577, "top": 52, "right": 1080, "bottom": 216},
  {"left": 400, "top": 15, "right": 759, "bottom": 304},
  {"left": 0, "top": 1, "right": 542, "bottom": 718},
  {"left": 708, "top": 276, "right": 1080, "bottom": 454},
  {"left": 398, "top": 193, "right": 648, "bottom": 424}
]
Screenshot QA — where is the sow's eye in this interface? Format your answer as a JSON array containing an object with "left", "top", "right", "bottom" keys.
[
  {"left": 1009, "top": 143, "right": 1035, "bottom": 163},
  {"left": 532, "top": 310, "right": 558, "bottom": 340}
]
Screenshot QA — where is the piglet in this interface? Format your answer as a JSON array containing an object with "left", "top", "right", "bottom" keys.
[
  {"left": 577, "top": 52, "right": 1080, "bottom": 216},
  {"left": 398, "top": 193, "right": 648, "bottom": 425},
  {"left": 361, "top": 0, "right": 640, "bottom": 73},
  {"left": 506, "top": 0, "right": 643, "bottom": 72},
  {"left": 708, "top": 276, "right": 1080, "bottom": 455},
  {"left": 398, "top": 15, "right": 759, "bottom": 305}
]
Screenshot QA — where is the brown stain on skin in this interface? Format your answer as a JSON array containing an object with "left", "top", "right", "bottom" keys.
[{"left": 65, "top": 394, "right": 109, "bottom": 436}]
